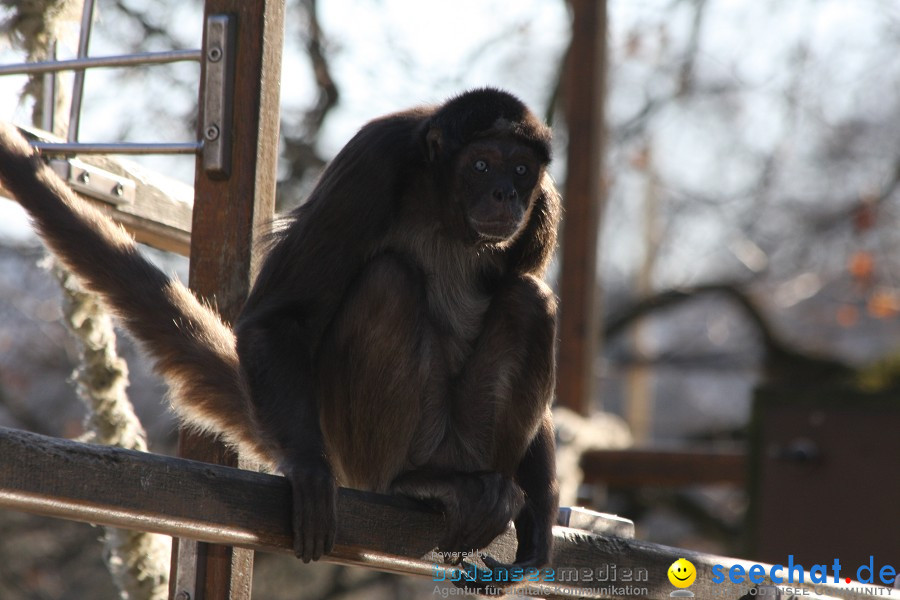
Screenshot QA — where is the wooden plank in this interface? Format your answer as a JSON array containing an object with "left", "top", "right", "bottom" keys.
[
  {"left": 174, "top": 1, "right": 285, "bottom": 598},
  {"left": 0, "top": 427, "right": 887, "bottom": 600},
  {"left": 581, "top": 448, "right": 747, "bottom": 487},
  {"left": 556, "top": 0, "right": 607, "bottom": 414},
  {"left": 0, "top": 126, "right": 193, "bottom": 256}
]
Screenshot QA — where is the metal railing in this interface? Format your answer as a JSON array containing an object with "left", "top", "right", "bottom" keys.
[{"left": 0, "top": 0, "right": 206, "bottom": 156}]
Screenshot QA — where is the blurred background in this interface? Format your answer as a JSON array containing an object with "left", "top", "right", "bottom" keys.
[{"left": 0, "top": 0, "right": 898, "bottom": 598}]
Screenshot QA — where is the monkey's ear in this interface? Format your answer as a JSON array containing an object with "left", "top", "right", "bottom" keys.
[{"left": 425, "top": 126, "right": 443, "bottom": 162}]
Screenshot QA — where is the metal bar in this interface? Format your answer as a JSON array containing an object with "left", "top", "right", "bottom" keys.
[
  {"left": 68, "top": 0, "right": 96, "bottom": 143},
  {"left": 40, "top": 41, "right": 57, "bottom": 132},
  {"left": 31, "top": 141, "right": 201, "bottom": 155},
  {"left": 0, "top": 50, "right": 203, "bottom": 77},
  {"left": 49, "top": 158, "right": 136, "bottom": 205}
]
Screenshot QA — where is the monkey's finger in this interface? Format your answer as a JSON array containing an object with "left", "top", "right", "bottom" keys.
[
  {"left": 294, "top": 488, "right": 314, "bottom": 562},
  {"left": 437, "top": 508, "right": 466, "bottom": 554},
  {"left": 313, "top": 475, "right": 337, "bottom": 559},
  {"left": 296, "top": 497, "right": 323, "bottom": 563}
]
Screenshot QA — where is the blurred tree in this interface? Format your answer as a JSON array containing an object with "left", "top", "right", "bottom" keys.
[{"left": 600, "top": 0, "right": 900, "bottom": 442}]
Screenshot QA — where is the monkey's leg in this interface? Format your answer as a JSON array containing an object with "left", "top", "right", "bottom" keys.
[
  {"left": 452, "top": 273, "right": 559, "bottom": 569},
  {"left": 505, "top": 413, "right": 556, "bottom": 567},
  {"left": 316, "top": 253, "right": 443, "bottom": 493}
]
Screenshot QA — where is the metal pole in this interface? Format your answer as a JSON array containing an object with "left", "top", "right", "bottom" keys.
[
  {"left": 0, "top": 50, "right": 203, "bottom": 76},
  {"left": 40, "top": 41, "right": 57, "bottom": 133},
  {"left": 32, "top": 141, "right": 202, "bottom": 155},
  {"left": 68, "top": 0, "right": 97, "bottom": 143}
]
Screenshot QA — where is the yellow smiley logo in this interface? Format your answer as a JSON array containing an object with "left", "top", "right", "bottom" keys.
[{"left": 668, "top": 558, "right": 697, "bottom": 588}]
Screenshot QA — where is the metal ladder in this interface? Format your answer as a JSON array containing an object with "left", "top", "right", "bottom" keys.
[{"left": 0, "top": 0, "right": 233, "bottom": 176}]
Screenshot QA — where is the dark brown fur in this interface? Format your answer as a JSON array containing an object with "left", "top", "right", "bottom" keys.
[{"left": 0, "top": 88, "right": 560, "bottom": 574}]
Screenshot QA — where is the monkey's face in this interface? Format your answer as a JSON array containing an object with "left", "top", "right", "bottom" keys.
[{"left": 452, "top": 138, "right": 544, "bottom": 243}]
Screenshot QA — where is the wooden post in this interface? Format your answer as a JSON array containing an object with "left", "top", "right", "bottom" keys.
[
  {"left": 171, "top": 1, "right": 284, "bottom": 599},
  {"left": 556, "top": 0, "right": 607, "bottom": 414}
]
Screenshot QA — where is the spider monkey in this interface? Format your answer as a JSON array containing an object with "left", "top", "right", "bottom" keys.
[{"left": 0, "top": 88, "right": 561, "bottom": 576}]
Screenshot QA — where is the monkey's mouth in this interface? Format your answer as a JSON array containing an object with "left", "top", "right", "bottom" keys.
[{"left": 468, "top": 217, "right": 521, "bottom": 242}]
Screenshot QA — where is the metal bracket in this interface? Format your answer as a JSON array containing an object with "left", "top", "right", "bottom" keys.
[
  {"left": 49, "top": 158, "right": 135, "bottom": 205},
  {"left": 557, "top": 506, "right": 635, "bottom": 538},
  {"left": 173, "top": 538, "right": 199, "bottom": 600},
  {"left": 202, "top": 14, "right": 235, "bottom": 177}
]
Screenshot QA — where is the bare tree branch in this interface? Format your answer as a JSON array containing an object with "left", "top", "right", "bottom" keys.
[
  {"left": 604, "top": 282, "right": 855, "bottom": 386},
  {"left": 278, "top": 0, "right": 341, "bottom": 210}
]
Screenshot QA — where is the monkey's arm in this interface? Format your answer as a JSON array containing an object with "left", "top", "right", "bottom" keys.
[
  {"left": 510, "top": 412, "right": 558, "bottom": 567},
  {"left": 234, "top": 115, "right": 418, "bottom": 561},
  {"left": 0, "top": 123, "right": 269, "bottom": 461},
  {"left": 234, "top": 230, "right": 371, "bottom": 563},
  {"left": 235, "top": 311, "right": 336, "bottom": 562}
]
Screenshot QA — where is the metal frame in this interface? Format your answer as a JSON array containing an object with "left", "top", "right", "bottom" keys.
[{"left": 0, "top": 1, "right": 231, "bottom": 170}]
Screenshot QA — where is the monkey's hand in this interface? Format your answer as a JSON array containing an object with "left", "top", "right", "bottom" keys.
[
  {"left": 390, "top": 470, "right": 523, "bottom": 561},
  {"left": 439, "top": 472, "right": 524, "bottom": 559},
  {"left": 285, "top": 459, "right": 337, "bottom": 562}
]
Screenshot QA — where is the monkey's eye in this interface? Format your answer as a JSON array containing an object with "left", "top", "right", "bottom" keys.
[
  {"left": 515, "top": 164, "right": 529, "bottom": 176},
  {"left": 473, "top": 160, "right": 489, "bottom": 172}
]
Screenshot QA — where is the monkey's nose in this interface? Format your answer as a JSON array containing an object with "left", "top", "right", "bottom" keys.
[{"left": 492, "top": 186, "right": 518, "bottom": 202}]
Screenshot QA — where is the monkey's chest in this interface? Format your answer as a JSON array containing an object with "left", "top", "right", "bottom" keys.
[{"left": 424, "top": 278, "right": 491, "bottom": 373}]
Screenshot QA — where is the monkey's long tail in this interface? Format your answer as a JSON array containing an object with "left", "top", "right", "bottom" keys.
[{"left": 0, "top": 123, "right": 273, "bottom": 465}]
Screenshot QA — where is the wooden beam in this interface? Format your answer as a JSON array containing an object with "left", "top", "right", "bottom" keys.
[
  {"left": 173, "top": 1, "right": 285, "bottom": 599},
  {"left": 0, "top": 428, "right": 886, "bottom": 600},
  {"left": 557, "top": 0, "right": 607, "bottom": 414},
  {"left": 581, "top": 448, "right": 747, "bottom": 487}
]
